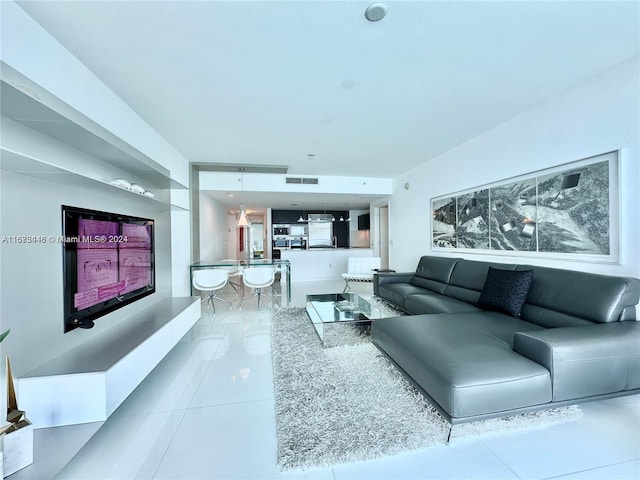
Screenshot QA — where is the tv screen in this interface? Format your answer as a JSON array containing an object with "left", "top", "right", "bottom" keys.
[
  {"left": 62, "top": 206, "right": 155, "bottom": 332},
  {"left": 358, "top": 213, "right": 370, "bottom": 231}
]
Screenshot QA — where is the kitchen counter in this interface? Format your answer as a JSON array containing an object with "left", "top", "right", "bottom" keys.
[{"left": 281, "top": 248, "right": 373, "bottom": 281}]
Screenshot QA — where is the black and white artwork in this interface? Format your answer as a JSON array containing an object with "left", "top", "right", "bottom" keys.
[
  {"left": 489, "top": 179, "right": 537, "bottom": 252},
  {"left": 431, "top": 152, "right": 617, "bottom": 261},
  {"left": 456, "top": 189, "right": 490, "bottom": 250},
  {"left": 536, "top": 160, "right": 609, "bottom": 254},
  {"left": 432, "top": 197, "right": 457, "bottom": 248}
]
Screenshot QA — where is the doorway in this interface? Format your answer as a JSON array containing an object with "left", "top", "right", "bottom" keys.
[
  {"left": 250, "top": 222, "right": 265, "bottom": 258},
  {"left": 378, "top": 205, "right": 390, "bottom": 269}
]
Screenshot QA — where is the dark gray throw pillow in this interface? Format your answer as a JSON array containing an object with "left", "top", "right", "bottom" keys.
[{"left": 477, "top": 267, "right": 533, "bottom": 318}]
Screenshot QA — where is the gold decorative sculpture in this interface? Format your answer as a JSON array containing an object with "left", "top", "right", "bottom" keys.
[{"left": 1, "top": 356, "right": 27, "bottom": 434}]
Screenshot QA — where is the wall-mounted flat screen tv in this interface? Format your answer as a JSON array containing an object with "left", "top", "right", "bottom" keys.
[
  {"left": 358, "top": 213, "right": 370, "bottom": 231},
  {"left": 62, "top": 205, "right": 155, "bottom": 332}
]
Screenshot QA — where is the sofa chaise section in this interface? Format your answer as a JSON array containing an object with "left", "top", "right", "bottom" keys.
[
  {"left": 373, "top": 312, "right": 551, "bottom": 420},
  {"left": 371, "top": 255, "right": 640, "bottom": 424}
]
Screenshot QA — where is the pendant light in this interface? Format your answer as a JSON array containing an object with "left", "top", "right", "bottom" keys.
[
  {"left": 236, "top": 168, "right": 251, "bottom": 227},
  {"left": 237, "top": 203, "right": 251, "bottom": 227}
]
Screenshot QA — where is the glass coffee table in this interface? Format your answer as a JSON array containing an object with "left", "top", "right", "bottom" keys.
[{"left": 305, "top": 293, "right": 402, "bottom": 347}]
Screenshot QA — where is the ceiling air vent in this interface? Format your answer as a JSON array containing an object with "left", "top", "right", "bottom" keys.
[{"left": 286, "top": 177, "right": 319, "bottom": 185}]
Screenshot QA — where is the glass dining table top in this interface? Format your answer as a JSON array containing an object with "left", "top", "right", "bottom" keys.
[
  {"left": 190, "top": 259, "right": 291, "bottom": 305},
  {"left": 192, "top": 259, "right": 290, "bottom": 267}
]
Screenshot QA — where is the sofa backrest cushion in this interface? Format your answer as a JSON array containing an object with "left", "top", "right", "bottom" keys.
[
  {"left": 477, "top": 267, "right": 534, "bottom": 317},
  {"left": 410, "top": 256, "right": 459, "bottom": 294},
  {"left": 517, "top": 265, "right": 640, "bottom": 327},
  {"left": 443, "top": 259, "right": 517, "bottom": 305}
]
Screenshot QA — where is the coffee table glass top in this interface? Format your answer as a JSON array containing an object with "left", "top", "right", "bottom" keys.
[
  {"left": 306, "top": 293, "right": 400, "bottom": 347},
  {"left": 306, "top": 293, "right": 381, "bottom": 324}
]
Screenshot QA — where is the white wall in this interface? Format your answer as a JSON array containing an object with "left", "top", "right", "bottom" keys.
[
  {"left": 390, "top": 56, "right": 640, "bottom": 279},
  {"left": 1, "top": 0, "right": 193, "bottom": 298},
  {"left": 0, "top": 168, "right": 172, "bottom": 378},
  {"left": 0, "top": 1, "right": 189, "bottom": 187},
  {"left": 0, "top": 0, "right": 192, "bottom": 386},
  {"left": 198, "top": 193, "right": 229, "bottom": 262},
  {"left": 171, "top": 209, "right": 191, "bottom": 296},
  {"left": 200, "top": 171, "right": 392, "bottom": 196}
]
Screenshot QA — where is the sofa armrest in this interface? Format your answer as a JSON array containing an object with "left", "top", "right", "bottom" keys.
[
  {"left": 373, "top": 272, "right": 415, "bottom": 296},
  {"left": 513, "top": 322, "right": 640, "bottom": 401}
]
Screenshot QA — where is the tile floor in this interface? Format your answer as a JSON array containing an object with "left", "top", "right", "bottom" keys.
[{"left": 10, "top": 280, "right": 640, "bottom": 480}]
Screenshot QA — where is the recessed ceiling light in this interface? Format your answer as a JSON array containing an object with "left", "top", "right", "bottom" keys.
[{"left": 365, "top": 3, "right": 388, "bottom": 22}]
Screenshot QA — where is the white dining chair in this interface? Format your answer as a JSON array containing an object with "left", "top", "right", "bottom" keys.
[
  {"left": 240, "top": 267, "right": 276, "bottom": 310},
  {"left": 218, "top": 259, "right": 243, "bottom": 295},
  {"left": 192, "top": 269, "right": 233, "bottom": 314}
]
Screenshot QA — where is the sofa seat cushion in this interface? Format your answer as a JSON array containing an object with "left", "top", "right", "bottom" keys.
[
  {"left": 377, "top": 283, "right": 430, "bottom": 310},
  {"left": 404, "top": 293, "right": 481, "bottom": 315},
  {"left": 372, "top": 314, "right": 552, "bottom": 419},
  {"left": 452, "top": 311, "right": 544, "bottom": 347}
]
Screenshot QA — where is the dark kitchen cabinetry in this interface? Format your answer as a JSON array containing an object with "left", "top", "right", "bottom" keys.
[
  {"left": 333, "top": 220, "right": 350, "bottom": 248},
  {"left": 271, "top": 209, "right": 350, "bottom": 247},
  {"left": 271, "top": 209, "right": 302, "bottom": 224}
]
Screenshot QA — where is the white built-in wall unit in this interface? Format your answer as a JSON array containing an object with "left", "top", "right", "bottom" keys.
[
  {"left": 0, "top": 2, "right": 198, "bottom": 428},
  {"left": 391, "top": 56, "right": 640, "bottom": 281}
]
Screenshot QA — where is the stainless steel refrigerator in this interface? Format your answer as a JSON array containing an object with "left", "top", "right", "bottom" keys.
[{"left": 307, "top": 214, "right": 333, "bottom": 248}]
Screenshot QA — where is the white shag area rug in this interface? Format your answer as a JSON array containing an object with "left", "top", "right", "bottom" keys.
[{"left": 271, "top": 307, "right": 582, "bottom": 470}]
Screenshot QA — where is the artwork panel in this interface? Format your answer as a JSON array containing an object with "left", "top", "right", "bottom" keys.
[
  {"left": 120, "top": 223, "right": 152, "bottom": 249},
  {"left": 456, "top": 189, "right": 490, "bottom": 249},
  {"left": 120, "top": 249, "right": 153, "bottom": 294},
  {"left": 432, "top": 197, "right": 457, "bottom": 248},
  {"left": 77, "top": 219, "right": 119, "bottom": 249},
  {"left": 74, "top": 249, "right": 120, "bottom": 309},
  {"left": 536, "top": 160, "right": 609, "bottom": 254},
  {"left": 489, "top": 178, "right": 537, "bottom": 252}
]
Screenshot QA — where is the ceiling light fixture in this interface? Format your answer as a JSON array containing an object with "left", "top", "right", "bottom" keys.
[
  {"left": 237, "top": 203, "right": 251, "bottom": 227},
  {"left": 236, "top": 168, "right": 251, "bottom": 227},
  {"left": 365, "top": 2, "right": 388, "bottom": 22}
]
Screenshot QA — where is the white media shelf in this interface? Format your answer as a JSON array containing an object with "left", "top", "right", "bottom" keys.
[
  {"left": 0, "top": 148, "right": 187, "bottom": 211},
  {"left": 1, "top": 78, "right": 186, "bottom": 192},
  {"left": 17, "top": 296, "right": 201, "bottom": 429},
  {"left": 0, "top": 148, "right": 187, "bottom": 212}
]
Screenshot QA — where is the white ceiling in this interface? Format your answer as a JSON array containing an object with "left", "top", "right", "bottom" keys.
[{"left": 13, "top": 1, "right": 640, "bottom": 208}]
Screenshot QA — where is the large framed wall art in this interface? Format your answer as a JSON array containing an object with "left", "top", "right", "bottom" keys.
[{"left": 431, "top": 151, "right": 619, "bottom": 263}]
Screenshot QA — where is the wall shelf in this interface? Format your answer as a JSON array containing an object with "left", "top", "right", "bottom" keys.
[
  {"left": 0, "top": 79, "right": 186, "bottom": 190},
  {"left": 1, "top": 148, "right": 187, "bottom": 211}
]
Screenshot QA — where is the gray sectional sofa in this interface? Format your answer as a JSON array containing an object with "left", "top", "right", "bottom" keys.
[{"left": 371, "top": 256, "right": 640, "bottom": 424}]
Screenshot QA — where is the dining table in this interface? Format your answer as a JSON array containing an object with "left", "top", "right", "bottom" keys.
[{"left": 190, "top": 258, "right": 291, "bottom": 306}]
